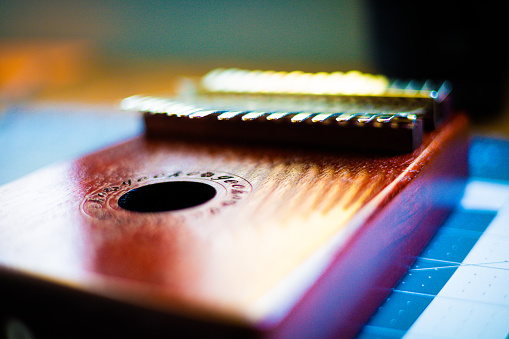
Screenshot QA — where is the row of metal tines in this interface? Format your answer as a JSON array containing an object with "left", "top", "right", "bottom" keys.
[
  {"left": 198, "top": 68, "right": 440, "bottom": 98},
  {"left": 121, "top": 95, "right": 419, "bottom": 125}
]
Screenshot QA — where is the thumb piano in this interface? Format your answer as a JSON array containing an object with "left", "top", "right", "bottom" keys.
[{"left": 0, "top": 69, "right": 468, "bottom": 338}]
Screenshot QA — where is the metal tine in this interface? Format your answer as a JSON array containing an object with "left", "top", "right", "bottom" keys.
[
  {"left": 121, "top": 95, "right": 158, "bottom": 112},
  {"left": 389, "top": 112, "right": 419, "bottom": 124},
  {"left": 399, "top": 112, "right": 418, "bottom": 121},
  {"left": 164, "top": 102, "right": 194, "bottom": 116},
  {"left": 420, "top": 80, "right": 435, "bottom": 92},
  {"left": 140, "top": 97, "right": 165, "bottom": 113},
  {"left": 164, "top": 101, "right": 203, "bottom": 116},
  {"left": 437, "top": 81, "right": 452, "bottom": 101},
  {"left": 120, "top": 95, "right": 141, "bottom": 111},
  {"left": 217, "top": 110, "right": 244, "bottom": 120},
  {"left": 376, "top": 114, "right": 396, "bottom": 123},
  {"left": 405, "top": 80, "right": 422, "bottom": 91},
  {"left": 291, "top": 112, "right": 315, "bottom": 123},
  {"left": 133, "top": 96, "right": 193, "bottom": 115},
  {"left": 176, "top": 107, "right": 202, "bottom": 117},
  {"left": 189, "top": 109, "right": 220, "bottom": 119},
  {"left": 149, "top": 98, "right": 174, "bottom": 113},
  {"left": 266, "top": 112, "right": 291, "bottom": 121},
  {"left": 388, "top": 79, "right": 406, "bottom": 93},
  {"left": 336, "top": 113, "right": 361, "bottom": 122},
  {"left": 241, "top": 111, "right": 269, "bottom": 121},
  {"left": 356, "top": 114, "right": 378, "bottom": 123},
  {"left": 311, "top": 113, "right": 337, "bottom": 123}
]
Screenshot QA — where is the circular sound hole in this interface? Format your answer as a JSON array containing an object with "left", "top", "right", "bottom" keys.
[{"left": 118, "top": 181, "right": 217, "bottom": 212}]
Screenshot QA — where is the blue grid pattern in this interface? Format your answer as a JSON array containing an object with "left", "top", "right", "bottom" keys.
[
  {"left": 357, "top": 136, "right": 509, "bottom": 338},
  {"left": 357, "top": 207, "right": 496, "bottom": 338}
]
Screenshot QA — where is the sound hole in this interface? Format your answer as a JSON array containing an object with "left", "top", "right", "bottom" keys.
[{"left": 118, "top": 181, "right": 217, "bottom": 212}]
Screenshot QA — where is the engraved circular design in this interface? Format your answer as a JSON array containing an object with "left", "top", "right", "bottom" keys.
[{"left": 81, "top": 170, "right": 252, "bottom": 220}]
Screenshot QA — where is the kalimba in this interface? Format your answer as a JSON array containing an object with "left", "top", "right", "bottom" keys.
[{"left": 0, "top": 69, "right": 467, "bottom": 338}]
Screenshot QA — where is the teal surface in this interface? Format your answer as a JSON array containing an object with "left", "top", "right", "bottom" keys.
[{"left": 0, "top": 105, "right": 142, "bottom": 185}]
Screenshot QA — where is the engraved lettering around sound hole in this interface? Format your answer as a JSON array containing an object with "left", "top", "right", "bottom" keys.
[
  {"left": 118, "top": 181, "right": 217, "bottom": 212},
  {"left": 81, "top": 170, "right": 252, "bottom": 219}
]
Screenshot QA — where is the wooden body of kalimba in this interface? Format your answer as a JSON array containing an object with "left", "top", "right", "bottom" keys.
[{"left": 0, "top": 107, "right": 468, "bottom": 338}]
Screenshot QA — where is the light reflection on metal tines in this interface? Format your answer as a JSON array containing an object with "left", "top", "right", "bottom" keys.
[
  {"left": 150, "top": 99, "right": 174, "bottom": 113},
  {"left": 189, "top": 110, "right": 217, "bottom": 119},
  {"left": 164, "top": 103, "right": 189, "bottom": 116},
  {"left": 242, "top": 111, "right": 267, "bottom": 121},
  {"left": 266, "top": 112, "right": 290, "bottom": 121},
  {"left": 291, "top": 112, "right": 314, "bottom": 123},
  {"left": 311, "top": 113, "right": 334, "bottom": 123},
  {"left": 140, "top": 97, "right": 163, "bottom": 112},
  {"left": 356, "top": 114, "right": 378, "bottom": 123},
  {"left": 120, "top": 95, "right": 140, "bottom": 110},
  {"left": 376, "top": 114, "right": 396, "bottom": 123},
  {"left": 336, "top": 113, "right": 359, "bottom": 122},
  {"left": 217, "top": 111, "right": 243, "bottom": 120},
  {"left": 176, "top": 107, "right": 201, "bottom": 117}
]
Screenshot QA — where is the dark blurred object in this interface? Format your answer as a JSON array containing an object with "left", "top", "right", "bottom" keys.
[{"left": 367, "top": 1, "right": 509, "bottom": 121}]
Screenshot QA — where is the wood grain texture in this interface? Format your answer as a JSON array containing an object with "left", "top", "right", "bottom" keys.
[{"left": 0, "top": 113, "right": 469, "bottom": 338}]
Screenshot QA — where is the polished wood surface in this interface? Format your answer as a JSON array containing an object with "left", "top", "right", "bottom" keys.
[{"left": 0, "top": 113, "right": 468, "bottom": 338}]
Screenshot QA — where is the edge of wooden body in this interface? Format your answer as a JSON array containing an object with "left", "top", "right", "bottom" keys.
[{"left": 265, "top": 113, "right": 469, "bottom": 338}]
